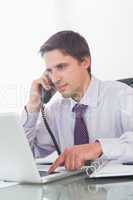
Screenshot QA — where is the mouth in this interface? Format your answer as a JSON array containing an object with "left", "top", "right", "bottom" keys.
[{"left": 57, "top": 84, "right": 68, "bottom": 92}]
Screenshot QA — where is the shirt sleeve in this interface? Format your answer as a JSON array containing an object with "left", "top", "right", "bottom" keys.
[
  {"left": 20, "top": 106, "right": 57, "bottom": 158},
  {"left": 98, "top": 86, "right": 133, "bottom": 162}
]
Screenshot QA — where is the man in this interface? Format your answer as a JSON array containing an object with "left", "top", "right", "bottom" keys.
[{"left": 22, "top": 30, "right": 133, "bottom": 173}]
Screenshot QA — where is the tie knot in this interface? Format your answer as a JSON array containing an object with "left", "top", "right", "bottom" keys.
[{"left": 72, "top": 104, "right": 88, "bottom": 118}]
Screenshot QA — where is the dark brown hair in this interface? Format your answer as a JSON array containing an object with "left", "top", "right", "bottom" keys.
[{"left": 39, "top": 30, "right": 91, "bottom": 74}]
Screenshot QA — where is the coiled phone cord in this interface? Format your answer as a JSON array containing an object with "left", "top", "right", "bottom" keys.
[{"left": 41, "top": 104, "right": 61, "bottom": 155}]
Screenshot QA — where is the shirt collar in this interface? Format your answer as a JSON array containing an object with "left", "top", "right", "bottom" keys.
[{"left": 70, "top": 75, "right": 101, "bottom": 110}]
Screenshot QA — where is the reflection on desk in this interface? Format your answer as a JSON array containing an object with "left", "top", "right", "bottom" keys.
[
  {"left": 0, "top": 174, "right": 133, "bottom": 200},
  {"left": 0, "top": 184, "right": 42, "bottom": 200}
]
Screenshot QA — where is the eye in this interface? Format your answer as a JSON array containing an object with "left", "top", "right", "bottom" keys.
[{"left": 57, "top": 63, "right": 68, "bottom": 70}]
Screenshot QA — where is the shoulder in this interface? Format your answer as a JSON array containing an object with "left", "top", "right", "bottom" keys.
[
  {"left": 99, "top": 79, "right": 133, "bottom": 113},
  {"left": 100, "top": 79, "right": 133, "bottom": 98}
]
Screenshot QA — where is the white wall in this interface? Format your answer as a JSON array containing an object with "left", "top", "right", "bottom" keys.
[
  {"left": 0, "top": 0, "right": 132, "bottom": 112},
  {"left": 0, "top": 0, "right": 57, "bottom": 112},
  {"left": 54, "top": 0, "right": 133, "bottom": 80}
]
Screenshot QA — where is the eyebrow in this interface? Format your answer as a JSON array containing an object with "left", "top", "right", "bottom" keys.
[{"left": 46, "top": 62, "right": 68, "bottom": 72}]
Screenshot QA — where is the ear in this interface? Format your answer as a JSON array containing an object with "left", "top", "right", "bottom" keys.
[{"left": 81, "top": 56, "right": 91, "bottom": 70}]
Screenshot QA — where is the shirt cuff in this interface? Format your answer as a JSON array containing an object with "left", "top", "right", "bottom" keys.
[
  {"left": 97, "top": 138, "right": 123, "bottom": 160},
  {"left": 21, "top": 106, "right": 40, "bottom": 128}
]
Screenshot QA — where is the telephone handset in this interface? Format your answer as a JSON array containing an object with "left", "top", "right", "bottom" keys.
[
  {"left": 40, "top": 76, "right": 61, "bottom": 155},
  {"left": 41, "top": 87, "right": 56, "bottom": 104},
  {"left": 41, "top": 77, "right": 56, "bottom": 104}
]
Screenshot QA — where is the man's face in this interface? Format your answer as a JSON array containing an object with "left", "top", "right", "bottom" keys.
[{"left": 43, "top": 49, "right": 91, "bottom": 100}]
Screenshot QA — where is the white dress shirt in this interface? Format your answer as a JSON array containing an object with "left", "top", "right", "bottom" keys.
[{"left": 21, "top": 76, "right": 133, "bottom": 162}]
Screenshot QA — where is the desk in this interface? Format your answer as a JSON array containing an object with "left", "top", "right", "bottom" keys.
[{"left": 0, "top": 174, "right": 133, "bottom": 200}]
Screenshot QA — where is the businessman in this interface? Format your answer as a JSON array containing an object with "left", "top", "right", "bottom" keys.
[{"left": 22, "top": 30, "right": 133, "bottom": 173}]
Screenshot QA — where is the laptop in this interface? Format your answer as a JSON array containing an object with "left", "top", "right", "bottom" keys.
[{"left": 0, "top": 113, "right": 84, "bottom": 183}]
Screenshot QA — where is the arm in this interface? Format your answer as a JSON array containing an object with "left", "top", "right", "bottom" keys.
[
  {"left": 21, "top": 72, "right": 56, "bottom": 158},
  {"left": 21, "top": 108, "right": 56, "bottom": 158},
  {"left": 49, "top": 86, "right": 133, "bottom": 173},
  {"left": 99, "top": 88, "right": 133, "bottom": 162}
]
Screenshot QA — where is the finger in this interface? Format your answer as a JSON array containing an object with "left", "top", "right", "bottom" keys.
[
  {"left": 75, "top": 157, "right": 84, "bottom": 170},
  {"left": 48, "top": 154, "right": 65, "bottom": 173},
  {"left": 70, "top": 154, "right": 76, "bottom": 171},
  {"left": 40, "top": 77, "right": 51, "bottom": 90},
  {"left": 65, "top": 154, "right": 71, "bottom": 171},
  {"left": 65, "top": 153, "right": 76, "bottom": 171},
  {"left": 40, "top": 72, "right": 52, "bottom": 90}
]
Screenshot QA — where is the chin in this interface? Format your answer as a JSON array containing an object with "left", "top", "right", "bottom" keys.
[{"left": 60, "top": 91, "right": 72, "bottom": 98}]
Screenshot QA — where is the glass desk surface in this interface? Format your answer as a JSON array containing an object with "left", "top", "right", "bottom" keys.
[{"left": 0, "top": 174, "right": 133, "bottom": 200}]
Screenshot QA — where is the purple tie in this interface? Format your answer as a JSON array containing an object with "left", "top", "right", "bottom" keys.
[{"left": 72, "top": 104, "right": 89, "bottom": 145}]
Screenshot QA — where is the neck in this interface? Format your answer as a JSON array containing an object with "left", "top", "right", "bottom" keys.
[{"left": 72, "top": 74, "right": 91, "bottom": 102}]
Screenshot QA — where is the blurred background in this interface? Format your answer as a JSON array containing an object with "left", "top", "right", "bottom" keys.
[{"left": 0, "top": 0, "right": 132, "bottom": 112}]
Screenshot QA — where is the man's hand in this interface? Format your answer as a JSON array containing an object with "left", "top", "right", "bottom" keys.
[
  {"left": 26, "top": 71, "right": 52, "bottom": 112},
  {"left": 48, "top": 142, "right": 102, "bottom": 173}
]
